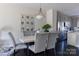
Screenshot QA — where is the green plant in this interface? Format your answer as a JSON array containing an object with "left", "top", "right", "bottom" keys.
[{"left": 42, "top": 24, "right": 51, "bottom": 32}]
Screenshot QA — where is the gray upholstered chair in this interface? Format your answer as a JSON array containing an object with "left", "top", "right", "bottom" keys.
[
  {"left": 29, "top": 32, "right": 48, "bottom": 53},
  {"left": 0, "top": 31, "right": 15, "bottom": 56},
  {"left": 47, "top": 32, "right": 58, "bottom": 55},
  {"left": 0, "top": 31, "right": 27, "bottom": 56},
  {"left": 47, "top": 33, "right": 58, "bottom": 49}
]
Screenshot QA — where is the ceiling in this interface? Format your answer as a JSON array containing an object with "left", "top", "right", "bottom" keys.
[{"left": 2, "top": 3, "right": 79, "bottom": 16}]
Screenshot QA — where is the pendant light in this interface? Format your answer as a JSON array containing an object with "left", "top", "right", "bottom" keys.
[{"left": 36, "top": 3, "right": 44, "bottom": 19}]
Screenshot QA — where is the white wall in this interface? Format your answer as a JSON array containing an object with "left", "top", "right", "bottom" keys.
[
  {"left": 34, "top": 17, "right": 46, "bottom": 30},
  {"left": 0, "top": 4, "right": 31, "bottom": 39},
  {"left": 0, "top": 4, "right": 21, "bottom": 39},
  {"left": 46, "top": 9, "right": 57, "bottom": 31},
  {"left": 0, "top": 4, "right": 46, "bottom": 40}
]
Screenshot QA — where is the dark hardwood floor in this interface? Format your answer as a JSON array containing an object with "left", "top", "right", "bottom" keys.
[{"left": 12, "top": 38, "right": 79, "bottom": 56}]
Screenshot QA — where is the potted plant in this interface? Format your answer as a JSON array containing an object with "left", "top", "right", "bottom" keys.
[{"left": 42, "top": 24, "right": 51, "bottom": 32}]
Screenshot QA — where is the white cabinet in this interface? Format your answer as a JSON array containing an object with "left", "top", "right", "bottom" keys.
[{"left": 67, "top": 32, "right": 79, "bottom": 47}]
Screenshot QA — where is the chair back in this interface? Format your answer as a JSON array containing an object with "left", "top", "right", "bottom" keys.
[
  {"left": 47, "top": 32, "right": 58, "bottom": 49},
  {"left": 34, "top": 32, "right": 48, "bottom": 53}
]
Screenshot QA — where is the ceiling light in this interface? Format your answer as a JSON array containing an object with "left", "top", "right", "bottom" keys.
[{"left": 35, "top": 4, "right": 44, "bottom": 19}]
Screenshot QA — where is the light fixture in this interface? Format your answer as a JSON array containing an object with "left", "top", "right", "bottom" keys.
[{"left": 36, "top": 4, "right": 44, "bottom": 19}]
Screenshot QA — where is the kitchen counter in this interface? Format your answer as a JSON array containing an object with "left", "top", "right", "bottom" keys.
[{"left": 67, "top": 31, "right": 79, "bottom": 47}]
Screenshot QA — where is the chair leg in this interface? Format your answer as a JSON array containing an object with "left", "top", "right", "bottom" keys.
[
  {"left": 54, "top": 48, "right": 56, "bottom": 56},
  {"left": 27, "top": 43, "right": 29, "bottom": 56},
  {"left": 44, "top": 50, "right": 46, "bottom": 56},
  {"left": 13, "top": 50, "right": 15, "bottom": 56}
]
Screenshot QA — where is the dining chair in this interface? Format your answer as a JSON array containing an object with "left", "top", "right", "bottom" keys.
[
  {"left": 46, "top": 32, "right": 58, "bottom": 55},
  {"left": 29, "top": 32, "right": 48, "bottom": 53},
  {"left": 0, "top": 30, "right": 27, "bottom": 56},
  {"left": 0, "top": 31, "right": 15, "bottom": 56}
]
